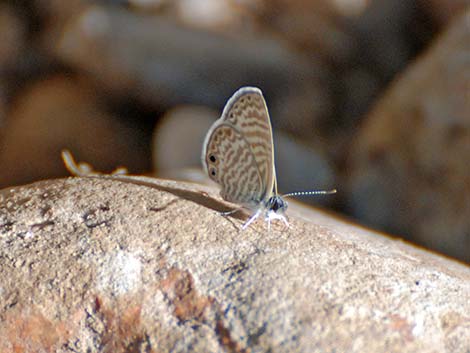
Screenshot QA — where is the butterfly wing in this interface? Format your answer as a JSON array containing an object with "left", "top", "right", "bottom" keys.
[
  {"left": 203, "top": 87, "right": 276, "bottom": 206},
  {"left": 203, "top": 87, "right": 276, "bottom": 204},
  {"left": 203, "top": 123, "right": 264, "bottom": 207}
]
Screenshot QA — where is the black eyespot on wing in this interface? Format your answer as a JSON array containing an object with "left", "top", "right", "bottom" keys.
[
  {"left": 209, "top": 155, "right": 216, "bottom": 163},
  {"left": 210, "top": 168, "right": 216, "bottom": 176}
]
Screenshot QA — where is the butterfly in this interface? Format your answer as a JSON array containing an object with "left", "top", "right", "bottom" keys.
[{"left": 202, "top": 86, "right": 336, "bottom": 229}]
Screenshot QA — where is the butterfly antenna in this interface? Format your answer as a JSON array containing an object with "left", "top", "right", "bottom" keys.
[{"left": 282, "top": 189, "right": 337, "bottom": 198}]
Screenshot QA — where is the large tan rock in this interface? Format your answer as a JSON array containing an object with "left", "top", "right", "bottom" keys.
[
  {"left": 347, "top": 10, "right": 470, "bottom": 262},
  {"left": 0, "top": 177, "right": 469, "bottom": 352}
]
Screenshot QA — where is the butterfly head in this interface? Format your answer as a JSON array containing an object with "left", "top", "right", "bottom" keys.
[{"left": 265, "top": 195, "right": 288, "bottom": 214}]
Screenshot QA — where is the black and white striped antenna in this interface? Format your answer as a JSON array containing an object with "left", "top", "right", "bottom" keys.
[{"left": 282, "top": 189, "right": 337, "bottom": 198}]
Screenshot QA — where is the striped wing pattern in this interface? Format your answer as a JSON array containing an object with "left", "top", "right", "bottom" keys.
[
  {"left": 203, "top": 124, "right": 263, "bottom": 206},
  {"left": 202, "top": 87, "right": 276, "bottom": 207},
  {"left": 222, "top": 88, "right": 274, "bottom": 198}
]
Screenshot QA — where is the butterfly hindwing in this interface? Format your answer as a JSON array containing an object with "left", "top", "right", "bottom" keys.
[{"left": 203, "top": 124, "right": 264, "bottom": 206}]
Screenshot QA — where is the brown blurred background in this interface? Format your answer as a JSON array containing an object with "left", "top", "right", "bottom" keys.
[{"left": 0, "top": 0, "right": 468, "bottom": 262}]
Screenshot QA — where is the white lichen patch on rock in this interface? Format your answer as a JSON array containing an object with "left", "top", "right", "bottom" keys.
[{"left": 96, "top": 250, "right": 142, "bottom": 296}]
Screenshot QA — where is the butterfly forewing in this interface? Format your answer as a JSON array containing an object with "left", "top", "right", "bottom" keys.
[
  {"left": 222, "top": 88, "right": 275, "bottom": 197},
  {"left": 203, "top": 124, "right": 264, "bottom": 206}
]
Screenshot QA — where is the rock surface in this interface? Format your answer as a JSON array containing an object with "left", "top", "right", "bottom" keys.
[
  {"left": 347, "top": 9, "right": 470, "bottom": 262},
  {"left": 0, "top": 76, "right": 150, "bottom": 188},
  {"left": 54, "top": 4, "right": 331, "bottom": 130},
  {"left": 420, "top": 0, "right": 469, "bottom": 26},
  {"left": 0, "top": 177, "right": 469, "bottom": 352},
  {"left": 0, "top": 4, "right": 25, "bottom": 71},
  {"left": 152, "top": 105, "right": 219, "bottom": 176}
]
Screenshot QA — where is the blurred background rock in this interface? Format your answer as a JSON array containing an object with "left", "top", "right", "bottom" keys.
[{"left": 0, "top": 0, "right": 468, "bottom": 261}]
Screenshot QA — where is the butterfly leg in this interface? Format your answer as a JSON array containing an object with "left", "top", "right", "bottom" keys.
[
  {"left": 265, "top": 210, "right": 289, "bottom": 229},
  {"left": 242, "top": 209, "right": 262, "bottom": 230},
  {"left": 281, "top": 215, "right": 289, "bottom": 228},
  {"left": 220, "top": 208, "right": 242, "bottom": 217}
]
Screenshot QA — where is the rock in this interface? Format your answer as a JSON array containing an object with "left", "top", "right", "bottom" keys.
[
  {"left": 0, "top": 4, "right": 26, "bottom": 71},
  {"left": 0, "top": 177, "right": 469, "bottom": 352},
  {"left": 351, "top": 0, "right": 417, "bottom": 82},
  {"left": 129, "top": 0, "right": 167, "bottom": 11},
  {"left": 254, "top": 0, "right": 356, "bottom": 64},
  {"left": 152, "top": 105, "right": 219, "bottom": 176},
  {"left": 0, "top": 83, "right": 6, "bottom": 125},
  {"left": 35, "top": 0, "right": 90, "bottom": 54},
  {"left": 0, "top": 75, "right": 150, "bottom": 188},
  {"left": 54, "top": 4, "right": 332, "bottom": 132},
  {"left": 174, "top": 0, "right": 242, "bottom": 30},
  {"left": 346, "top": 10, "right": 470, "bottom": 262},
  {"left": 35, "top": 0, "right": 88, "bottom": 20},
  {"left": 419, "top": 0, "right": 469, "bottom": 26}
]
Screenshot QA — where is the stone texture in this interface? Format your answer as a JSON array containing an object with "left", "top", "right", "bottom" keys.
[
  {"left": 0, "top": 75, "right": 150, "bottom": 188},
  {"left": 346, "top": 10, "right": 470, "bottom": 262},
  {"left": 0, "top": 176, "right": 469, "bottom": 352}
]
